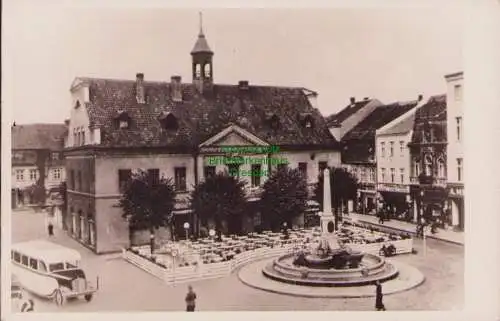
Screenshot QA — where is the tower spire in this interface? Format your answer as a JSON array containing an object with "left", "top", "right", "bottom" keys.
[{"left": 199, "top": 11, "right": 203, "bottom": 36}]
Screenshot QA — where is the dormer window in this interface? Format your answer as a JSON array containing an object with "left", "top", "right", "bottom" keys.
[
  {"left": 299, "top": 113, "right": 314, "bottom": 128},
  {"left": 114, "top": 111, "right": 131, "bottom": 130},
  {"left": 158, "top": 112, "right": 178, "bottom": 130},
  {"left": 267, "top": 113, "right": 279, "bottom": 129},
  {"left": 119, "top": 120, "right": 129, "bottom": 129}
]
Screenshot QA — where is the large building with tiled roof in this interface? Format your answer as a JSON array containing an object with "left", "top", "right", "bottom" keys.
[
  {"left": 375, "top": 104, "right": 422, "bottom": 222},
  {"left": 326, "top": 97, "right": 383, "bottom": 141},
  {"left": 64, "top": 23, "right": 341, "bottom": 254},
  {"left": 11, "top": 123, "right": 67, "bottom": 225},
  {"left": 340, "top": 98, "right": 422, "bottom": 215},
  {"left": 408, "top": 94, "right": 449, "bottom": 226}
]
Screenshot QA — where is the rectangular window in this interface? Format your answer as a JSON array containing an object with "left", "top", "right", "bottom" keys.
[
  {"left": 21, "top": 255, "right": 28, "bottom": 266},
  {"left": 456, "top": 117, "right": 462, "bottom": 141},
  {"left": 389, "top": 142, "right": 394, "bottom": 157},
  {"left": 251, "top": 164, "right": 261, "bottom": 187},
  {"left": 77, "top": 171, "right": 82, "bottom": 191},
  {"left": 29, "top": 258, "right": 38, "bottom": 270},
  {"left": 29, "top": 169, "right": 37, "bottom": 181},
  {"left": 53, "top": 168, "right": 61, "bottom": 180},
  {"left": 400, "top": 168, "right": 405, "bottom": 183},
  {"left": 118, "top": 169, "right": 132, "bottom": 193},
  {"left": 227, "top": 164, "right": 240, "bottom": 178},
  {"left": 318, "top": 161, "right": 328, "bottom": 173},
  {"left": 69, "top": 170, "right": 75, "bottom": 189},
  {"left": 81, "top": 128, "right": 85, "bottom": 145},
  {"left": 457, "top": 158, "right": 463, "bottom": 181},
  {"left": 414, "top": 162, "right": 420, "bottom": 177},
  {"left": 52, "top": 152, "right": 59, "bottom": 160},
  {"left": 73, "top": 129, "right": 77, "bottom": 147},
  {"left": 454, "top": 84, "right": 463, "bottom": 101},
  {"left": 298, "top": 162, "right": 308, "bottom": 178},
  {"left": 15, "top": 170, "right": 24, "bottom": 181},
  {"left": 381, "top": 168, "right": 386, "bottom": 182},
  {"left": 147, "top": 168, "right": 160, "bottom": 185},
  {"left": 174, "top": 167, "right": 187, "bottom": 191},
  {"left": 204, "top": 166, "right": 216, "bottom": 179},
  {"left": 119, "top": 120, "right": 129, "bottom": 129},
  {"left": 381, "top": 142, "right": 386, "bottom": 158},
  {"left": 399, "top": 141, "right": 404, "bottom": 156},
  {"left": 13, "top": 251, "right": 21, "bottom": 263},
  {"left": 370, "top": 168, "right": 376, "bottom": 182},
  {"left": 390, "top": 168, "right": 395, "bottom": 183}
]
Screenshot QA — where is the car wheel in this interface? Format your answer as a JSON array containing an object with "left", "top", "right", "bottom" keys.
[
  {"left": 54, "top": 289, "right": 64, "bottom": 306},
  {"left": 84, "top": 294, "right": 93, "bottom": 302}
]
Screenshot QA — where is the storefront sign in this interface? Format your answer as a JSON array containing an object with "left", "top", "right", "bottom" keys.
[{"left": 377, "top": 184, "right": 409, "bottom": 193}]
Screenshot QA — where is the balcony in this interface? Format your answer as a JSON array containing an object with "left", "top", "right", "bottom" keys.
[
  {"left": 377, "top": 183, "right": 409, "bottom": 193},
  {"left": 410, "top": 175, "right": 447, "bottom": 187}
]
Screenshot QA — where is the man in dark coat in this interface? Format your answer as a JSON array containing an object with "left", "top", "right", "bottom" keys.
[
  {"left": 375, "top": 280, "right": 385, "bottom": 311},
  {"left": 185, "top": 285, "right": 197, "bottom": 312}
]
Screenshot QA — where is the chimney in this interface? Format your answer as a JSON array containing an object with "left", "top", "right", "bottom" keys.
[
  {"left": 363, "top": 97, "right": 369, "bottom": 101},
  {"left": 418, "top": 94, "right": 423, "bottom": 102},
  {"left": 238, "top": 80, "right": 249, "bottom": 90},
  {"left": 171, "top": 76, "right": 182, "bottom": 102},
  {"left": 350, "top": 97, "right": 356, "bottom": 104},
  {"left": 136, "top": 73, "right": 145, "bottom": 104},
  {"left": 64, "top": 119, "right": 70, "bottom": 126}
]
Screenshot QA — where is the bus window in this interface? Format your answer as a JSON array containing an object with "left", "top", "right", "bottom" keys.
[
  {"left": 49, "top": 263, "right": 65, "bottom": 272},
  {"left": 21, "top": 255, "right": 28, "bottom": 266},
  {"left": 13, "top": 251, "right": 21, "bottom": 263},
  {"left": 66, "top": 262, "right": 77, "bottom": 269},
  {"left": 29, "top": 258, "right": 38, "bottom": 270},
  {"left": 39, "top": 261, "right": 48, "bottom": 272}
]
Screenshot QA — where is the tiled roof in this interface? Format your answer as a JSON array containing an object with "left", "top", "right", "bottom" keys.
[
  {"left": 341, "top": 101, "right": 418, "bottom": 164},
  {"left": 12, "top": 124, "right": 66, "bottom": 150},
  {"left": 410, "top": 94, "right": 447, "bottom": 143},
  {"left": 79, "top": 77, "right": 339, "bottom": 148},
  {"left": 379, "top": 111, "right": 416, "bottom": 136},
  {"left": 326, "top": 99, "right": 372, "bottom": 126}
]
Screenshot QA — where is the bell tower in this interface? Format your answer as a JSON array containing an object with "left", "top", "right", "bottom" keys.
[{"left": 191, "top": 12, "right": 214, "bottom": 93}]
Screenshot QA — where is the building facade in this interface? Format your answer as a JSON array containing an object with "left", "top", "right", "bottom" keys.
[
  {"left": 64, "top": 25, "right": 341, "bottom": 254},
  {"left": 408, "top": 95, "right": 449, "bottom": 226},
  {"left": 11, "top": 124, "right": 67, "bottom": 226},
  {"left": 445, "top": 71, "right": 464, "bottom": 230},
  {"left": 375, "top": 104, "right": 421, "bottom": 222},
  {"left": 341, "top": 100, "right": 419, "bottom": 216}
]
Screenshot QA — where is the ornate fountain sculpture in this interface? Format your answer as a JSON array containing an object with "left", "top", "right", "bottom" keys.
[{"left": 262, "top": 168, "right": 399, "bottom": 286}]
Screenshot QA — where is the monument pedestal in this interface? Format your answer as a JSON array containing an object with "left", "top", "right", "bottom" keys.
[{"left": 321, "top": 213, "right": 335, "bottom": 235}]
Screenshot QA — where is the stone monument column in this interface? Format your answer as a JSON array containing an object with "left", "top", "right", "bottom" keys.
[{"left": 320, "top": 168, "right": 336, "bottom": 236}]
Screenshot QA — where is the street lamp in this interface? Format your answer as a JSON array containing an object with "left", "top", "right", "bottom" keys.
[
  {"left": 419, "top": 190, "right": 426, "bottom": 256},
  {"left": 209, "top": 229, "right": 216, "bottom": 256},
  {"left": 150, "top": 233, "right": 155, "bottom": 255},
  {"left": 183, "top": 222, "right": 190, "bottom": 241}
]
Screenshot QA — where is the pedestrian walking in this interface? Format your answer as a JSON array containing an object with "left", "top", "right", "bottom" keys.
[
  {"left": 185, "top": 285, "right": 197, "bottom": 312},
  {"left": 378, "top": 212, "right": 385, "bottom": 224},
  {"left": 375, "top": 280, "right": 385, "bottom": 311},
  {"left": 48, "top": 222, "right": 54, "bottom": 237}
]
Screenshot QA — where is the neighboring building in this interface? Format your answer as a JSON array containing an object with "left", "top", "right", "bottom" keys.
[
  {"left": 445, "top": 71, "right": 464, "bottom": 230},
  {"left": 375, "top": 102, "right": 423, "bottom": 222},
  {"left": 326, "top": 97, "right": 382, "bottom": 141},
  {"left": 11, "top": 124, "right": 67, "bottom": 225},
  {"left": 408, "top": 94, "right": 448, "bottom": 225},
  {"left": 64, "top": 23, "right": 341, "bottom": 254},
  {"left": 341, "top": 99, "right": 420, "bottom": 215}
]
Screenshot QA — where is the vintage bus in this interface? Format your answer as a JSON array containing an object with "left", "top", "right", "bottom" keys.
[{"left": 11, "top": 240, "right": 98, "bottom": 305}]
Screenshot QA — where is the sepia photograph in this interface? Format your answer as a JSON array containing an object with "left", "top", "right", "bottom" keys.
[{"left": 6, "top": 0, "right": 497, "bottom": 317}]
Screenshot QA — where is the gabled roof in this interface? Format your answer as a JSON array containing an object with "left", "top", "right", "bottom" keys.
[
  {"left": 74, "top": 77, "right": 340, "bottom": 149},
  {"left": 343, "top": 101, "right": 418, "bottom": 142},
  {"left": 12, "top": 123, "right": 67, "bottom": 150},
  {"left": 377, "top": 105, "right": 419, "bottom": 136},
  {"left": 326, "top": 99, "right": 373, "bottom": 126}
]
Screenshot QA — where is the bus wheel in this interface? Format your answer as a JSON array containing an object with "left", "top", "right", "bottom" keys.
[
  {"left": 54, "top": 289, "right": 64, "bottom": 306},
  {"left": 84, "top": 294, "right": 93, "bottom": 302}
]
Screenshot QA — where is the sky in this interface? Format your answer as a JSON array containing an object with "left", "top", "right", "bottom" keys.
[{"left": 5, "top": 1, "right": 464, "bottom": 124}]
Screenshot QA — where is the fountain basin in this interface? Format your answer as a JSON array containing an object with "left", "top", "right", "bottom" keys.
[{"left": 262, "top": 252, "right": 398, "bottom": 287}]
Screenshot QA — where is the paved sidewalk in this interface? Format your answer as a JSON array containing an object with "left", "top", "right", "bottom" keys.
[{"left": 346, "top": 213, "right": 464, "bottom": 246}]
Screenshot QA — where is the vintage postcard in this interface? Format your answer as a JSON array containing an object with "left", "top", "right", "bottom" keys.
[{"left": 2, "top": 0, "right": 499, "bottom": 321}]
